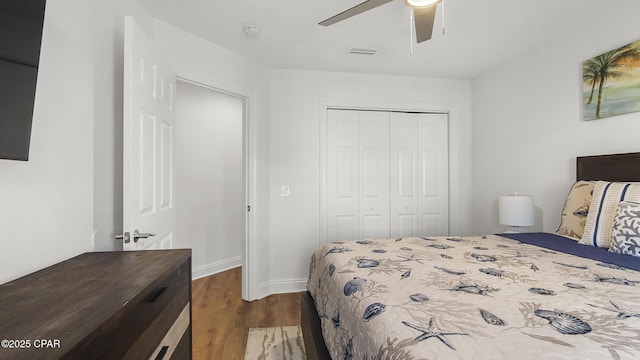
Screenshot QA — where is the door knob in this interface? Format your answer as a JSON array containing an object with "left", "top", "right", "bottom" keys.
[{"left": 133, "top": 229, "right": 156, "bottom": 243}]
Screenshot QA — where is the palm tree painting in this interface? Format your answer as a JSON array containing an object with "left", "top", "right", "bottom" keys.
[{"left": 583, "top": 40, "right": 640, "bottom": 120}]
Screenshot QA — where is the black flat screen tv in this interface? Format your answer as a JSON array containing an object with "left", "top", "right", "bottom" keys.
[{"left": 0, "top": 0, "right": 47, "bottom": 161}]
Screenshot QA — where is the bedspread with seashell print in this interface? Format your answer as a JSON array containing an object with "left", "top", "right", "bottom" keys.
[{"left": 307, "top": 234, "right": 640, "bottom": 359}]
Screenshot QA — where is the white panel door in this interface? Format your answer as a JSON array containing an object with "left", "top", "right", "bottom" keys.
[
  {"left": 390, "top": 112, "right": 448, "bottom": 237},
  {"left": 358, "top": 111, "right": 390, "bottom": 239},
  {"left": 327, "top": 109, "right": 359, "bottom": 242},
  {"left": 390, "top": 112, "right": 419, "bottom": 237},
  {"left": 123, "top": 16, "right": 176, "bottom": 250},
  {"left": 417, "top": 113, "right": 449, "bottom": 235}
]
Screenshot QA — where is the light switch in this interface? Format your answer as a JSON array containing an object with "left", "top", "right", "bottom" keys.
[{"left": 280, "top": 185, "right": 290, "bottom": 197}]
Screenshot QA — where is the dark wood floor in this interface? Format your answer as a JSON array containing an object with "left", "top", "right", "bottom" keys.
[{"left": 191, "top": 267, "right": 301, "bottom": 360}]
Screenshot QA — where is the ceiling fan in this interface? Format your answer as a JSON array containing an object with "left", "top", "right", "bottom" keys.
[{"left": 319, "top": 0, "right": 442, "bottom": 43}]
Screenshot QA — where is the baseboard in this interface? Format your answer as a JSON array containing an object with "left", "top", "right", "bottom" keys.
[
  {"left": 192, "top": 256, "right": 243, "bottom": 280},
  {"left": 271, "top": 278, "right": 308, "bottom": 294},
  {"left": 256, "top": 281, "right": 272, "bottom": 300},
  {"left": 255, "top": 278, "right": 308, "bottom": 299}
]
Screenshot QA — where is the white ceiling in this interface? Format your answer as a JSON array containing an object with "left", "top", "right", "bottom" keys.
[{"left": 142, "top": 0, "right": 608, "bottom": 79}]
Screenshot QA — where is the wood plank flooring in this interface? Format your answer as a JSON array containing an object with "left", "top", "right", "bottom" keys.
[{"left": 191, "top": 267, "right": 301, "bottom": 360}]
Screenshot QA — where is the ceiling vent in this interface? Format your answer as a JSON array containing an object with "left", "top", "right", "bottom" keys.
[{"left": 348, "top": 47, "right": 379, "bottom": 56}]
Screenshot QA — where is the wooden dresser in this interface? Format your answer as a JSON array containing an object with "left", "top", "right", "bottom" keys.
[{"left": 0, "top": 250, "right": 192, "bottom": 360}]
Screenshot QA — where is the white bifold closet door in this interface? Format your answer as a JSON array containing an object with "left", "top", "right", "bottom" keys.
[
  {"left": 327, "top": 109, "right": 448, "bottom": 243},
  {"left": 327, "top": 110, "right": 390, "bottom": 242},
  {"left": 389, "top": 112, "right": 448, "bottom": 238}
]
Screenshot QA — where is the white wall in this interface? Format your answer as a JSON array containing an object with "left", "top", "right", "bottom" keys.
[
  {"left": 0, "top": 0, "right": 92, "bottom": 283},
  {"left": 268, "top": 69, "right": 472, "bottom": 293},
  {"left": 471, "top": 1, "right": 640, "bottom": 235},
  {"left": 175, "top": 80, "right": 244, "bottom": 278}
]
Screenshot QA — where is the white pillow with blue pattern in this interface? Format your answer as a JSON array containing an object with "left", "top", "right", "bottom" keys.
[
  {"left": 610, "top": 201, "right": 640, "bottom": 257},
  {"left": 579, "top": 181, "right": 640, "bottom": 248}
]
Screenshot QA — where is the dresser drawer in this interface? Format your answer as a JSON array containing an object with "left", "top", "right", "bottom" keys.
[{"left": 66, "top": 259, "right": 191, "bottom": 360}]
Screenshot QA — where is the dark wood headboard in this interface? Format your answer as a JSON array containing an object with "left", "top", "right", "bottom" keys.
[{"left": 577, "top": 152, "right": 640, "bottom": 182}]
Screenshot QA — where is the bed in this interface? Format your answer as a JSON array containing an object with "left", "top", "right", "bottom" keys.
[{"left": 301, "top": 152, "right": 640, "bottom": 360}]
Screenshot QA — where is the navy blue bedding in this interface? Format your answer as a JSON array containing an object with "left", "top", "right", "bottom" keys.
[{"left": 500, "top": 232, "right": 640, "bottom": 271}]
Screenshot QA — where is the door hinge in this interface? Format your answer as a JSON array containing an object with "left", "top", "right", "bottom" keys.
[{"left": 247, "top": 205, "right": 251, "bottom": 212}]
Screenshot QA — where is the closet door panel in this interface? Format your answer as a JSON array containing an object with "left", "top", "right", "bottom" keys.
[
  {"left": 390, "top": 112, "right": 419, "bottom": 237},
  {"left": 358, "top": 111, "right": 390, "bottom": 239},
  {"left": 335, "top": 215, "right": 358, "bottom": 242},
  {"left": 398, "top": 214, "right": 417, "bottom": 238},
  {"left": 421, "top": 214, "right": 439, "bottom": 236},
  {"left": 361, "top": 215, "right": 385, "bottom": 240},
  {"left": 327, "top": 109, "right": 359, "bottom": 242},
  {"left": 417, "top": 113, "right": 449, "bottom": 235}
]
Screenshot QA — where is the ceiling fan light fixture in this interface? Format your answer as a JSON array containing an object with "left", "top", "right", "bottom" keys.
[{"left": 405, "top": 0, "right": 439, "bottom": 8}]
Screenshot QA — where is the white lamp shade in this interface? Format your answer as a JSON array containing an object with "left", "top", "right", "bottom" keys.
[{"left": 499, "top": 194, "right": 535, "bottom": 226}]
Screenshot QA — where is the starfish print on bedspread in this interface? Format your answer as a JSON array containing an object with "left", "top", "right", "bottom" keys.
[
  {"left": 587, "top": 301, "right": 640, "bottom": 319},
  {"left": 397, "top": 254, "right": 426, "bottom": 264},
  {"left": 402, "top": 319, "right": 469, "bottom": 350}
]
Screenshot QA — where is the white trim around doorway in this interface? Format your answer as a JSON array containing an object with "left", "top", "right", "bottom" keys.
[{"left": 175, "top": 65, "right": 258, "bottom": 301}]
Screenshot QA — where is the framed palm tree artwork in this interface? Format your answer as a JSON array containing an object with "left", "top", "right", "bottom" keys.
[{"left": 583, "top": 40, "right": 640, "bottom": 120}]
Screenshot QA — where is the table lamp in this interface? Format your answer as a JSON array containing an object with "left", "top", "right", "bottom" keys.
[{"left": 499, "top": 193, "right": 534, "bottom": 233}]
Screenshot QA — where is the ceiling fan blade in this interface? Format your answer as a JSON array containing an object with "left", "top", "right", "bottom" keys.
[
  {"left": 319, "top": 0, "right": 395, "bottom": 26},
  {"left": 413, "top": 4, "right": 438, "bottom": 43}
]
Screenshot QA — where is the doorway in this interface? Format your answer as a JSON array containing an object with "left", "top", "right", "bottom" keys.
[{"left": 175, "top": 79, "right": 246, "bottom": 284}]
